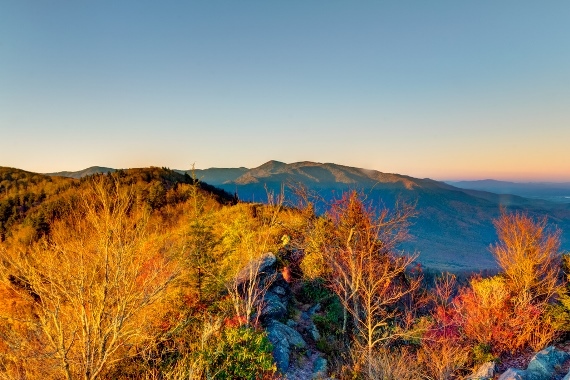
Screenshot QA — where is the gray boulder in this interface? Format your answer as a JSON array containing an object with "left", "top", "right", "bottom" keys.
[
  {"left": 233, "top": 252, "right": 291, "bottom": 323},
  {"left": 527, "top": 346, "right": 569, "bottom": 376},
  {"left": 234, "top": 253, "right": 277, "bottom": 294},
  {"left": 259, "top": 291, "right": 287, "bottom": 321},
  {"left": 498, "top": 368, "right": 526, "bottom": 380},
  {"left": 254, "top": 252, "right": 277, "bottom": 276},
  {"left": 266, "top": 320, "right": 307, "bottom": 373},
  {"left": 467, "top": 361, "right": 496, "bottom": 380},
  {"left": 498, "top": 346, "right": 569, "bottom": 380},
  {"left": 312, "top": 357, "right": 328, "bottom": 379}
]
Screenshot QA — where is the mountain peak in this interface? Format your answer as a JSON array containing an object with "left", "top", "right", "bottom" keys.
[
  {"left": 256, "top": 160, "right": 287, "bottom": 170},
  {"left": 45, "top": 166, "right": 116, "bottom": 179},
  {"left": 226, "top": 160, "right": 421, "bottom": 189}
]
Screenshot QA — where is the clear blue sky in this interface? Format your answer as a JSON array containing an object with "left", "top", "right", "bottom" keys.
[{"left": 1, "top": 1, "right": 569, "bottom": 181}]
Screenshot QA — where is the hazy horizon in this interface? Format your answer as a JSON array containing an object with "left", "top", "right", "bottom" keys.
[
  {"left": 2, "top": 1, "right": 569, "bottom": 181},
  {"left": 3, "top": 160, "right": 566, "bottom": 184}
]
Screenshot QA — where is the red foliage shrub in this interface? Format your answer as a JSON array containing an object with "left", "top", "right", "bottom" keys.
[{"left": 454, "top": 275, "right": 556, "bottom": 355}]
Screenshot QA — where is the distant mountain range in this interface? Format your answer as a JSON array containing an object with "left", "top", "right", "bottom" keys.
[
  {"left": 46, "top": 161, "right": 570, "bottom": 271},
  {"left": 447, "top": 180, "right": 570, "bottom": 203}
]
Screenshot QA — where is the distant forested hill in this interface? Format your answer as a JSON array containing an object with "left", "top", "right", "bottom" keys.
[{"left": 0, "top": 166, "right": 236, "bottom": 243}]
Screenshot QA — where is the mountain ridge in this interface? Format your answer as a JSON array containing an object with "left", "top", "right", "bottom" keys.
[
  {"left": 194, "top": 161, "right": 570, "bottom": 271},
  {"left": 45, "top": 166, "right": 116, "bottom": 179},
  {"left": 36, "top": 161, "right": 570, "bottom": 271},
  {"left": 447, "top": 179, "right": 570, "bottom": 203},
  {"left": 199, "top": 161, "right": 421, "bottom": 190}
]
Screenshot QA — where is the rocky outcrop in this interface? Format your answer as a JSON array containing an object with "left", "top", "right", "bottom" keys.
[
  {"left": 234, "top": 253, "right": 328, "bottom": 378},
  {"left": 234, "top": 252, "right": 290, "bottom": 323},
  {"left": 234, "top": 252, "right": 277, "bottom": 285},
  {"left": 498, "top": 346, "right": 569, "bottom": 380}
]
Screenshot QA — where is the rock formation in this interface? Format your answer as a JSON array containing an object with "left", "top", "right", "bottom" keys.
[{"left": 234, "top": 252, "right": 328, "bottom": 378}]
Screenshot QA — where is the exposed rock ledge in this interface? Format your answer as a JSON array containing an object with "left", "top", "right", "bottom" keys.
[{"left": 470, "top": 346, "right": 570, "bottom": 380}]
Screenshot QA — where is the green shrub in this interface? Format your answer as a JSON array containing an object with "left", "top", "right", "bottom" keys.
[
  {"left": 472, "top": 343, "right": 496, "bottom": 365},
  {"left": 298, "top": 278, "right": 334, "bottom": 304},
  {"left": 201, "top": 326, "right": 276, "bottom": 379},
  {"left": 315, "top": 335, "right": 345, "bottom": 357},
  {"left": 313, "top": 296, "right": 344, "bottom": 336}
]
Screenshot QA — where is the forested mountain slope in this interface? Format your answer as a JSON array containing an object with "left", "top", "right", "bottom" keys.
[{"left": 193, "top": 161, "right": 570, "bottom": 271}]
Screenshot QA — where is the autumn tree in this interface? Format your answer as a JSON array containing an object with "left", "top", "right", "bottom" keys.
[
  {"left": 492, "top": 210, "right": 563, "bottom": 305},
  {"left": 452, "top": 211, "right": 565, "bottom": 356},
  {"left": 0, "top": 176, "right": 179, "bottom": 380},
  {"left": 310, "top": 191, "right": 418, "bottom": 378}
]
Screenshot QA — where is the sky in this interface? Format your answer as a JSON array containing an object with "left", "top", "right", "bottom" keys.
[{"left": 1, "top": 1, "right": 569, "bottom": 181}]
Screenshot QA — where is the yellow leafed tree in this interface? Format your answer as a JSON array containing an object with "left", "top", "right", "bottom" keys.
[{"left": 0, "top": 177, "right": 179, "bottom": 380}]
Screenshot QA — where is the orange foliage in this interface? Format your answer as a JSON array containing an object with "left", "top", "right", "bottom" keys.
[
  {"left": 492, "top": 211, "right": 562, "bottom": 305},
  {"left": 452, "top": 275, "right": 558, "bottom": 355},
  {"left": 439, "top": 212, "right": 566, "bottom": 356}
]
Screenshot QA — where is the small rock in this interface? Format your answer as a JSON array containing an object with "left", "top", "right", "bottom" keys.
[
  {"left": 312, "top": 357, "right": 327, "bottom": 379},
  {"left": 286, "top": 319, "right": 297, "bottom": 328},
  {"left": 307, "top": 323, "right": 321, "bottom": 341},
  {"left": 307, "top": 303, "right": 321, "bottom": 315},
  {"left": 259, "top": 292, "right": 287, "bottom": 321},
  {"left": 467, "top": 361, "right": 496, "bottom": 380},
  {"left": 273, "top": 285, "right": 286, "bottom": 296},
  {"left": 498, "top": 368, "right": 525, "bottom": 380}
]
